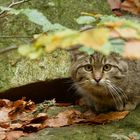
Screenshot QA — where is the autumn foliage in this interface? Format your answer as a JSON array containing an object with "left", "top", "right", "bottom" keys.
[
  {"left": 121, "top": 0, "right": 140, "bottom": 15},
  {"left": 0, "top": 98, "right": 129, "bottom": 140}
]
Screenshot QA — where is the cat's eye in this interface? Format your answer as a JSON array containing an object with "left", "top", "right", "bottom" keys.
[
  {"left": 84, "top": 64, "right": 93, "bottom": 71},
  {"left": 103, "top": 64, "right": 112, "bottom": 71}
]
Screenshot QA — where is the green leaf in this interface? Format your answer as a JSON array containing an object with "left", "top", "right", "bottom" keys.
[
  {"left": 21, "top": 9, "right": 67, "bottom": 32},
  {"left": 100, "top": 41, "right": 112, "bottom": 55},
  {"left": 21, "top": 9, "right": 52, "bottom": 30},
  {"left": 110, "top": 38, "right": 125, "bottom": 54},
  {"left": 28, "top": 49, "right": 43, "bottom": 59},
  {"left": 76, "top": 16, "right": 96, "bottom": 25},
  {"left": 18, "top": 44, "right": 34, "bottom": 56},
  {"left": 0, "top": 7, "right": 67, "bottom": 32},
  {"left": 18, "top": 44, "right": 43, "bottom": 59},
  {"left": 79, "top": 46, "right": 94, "bottom": 55}
]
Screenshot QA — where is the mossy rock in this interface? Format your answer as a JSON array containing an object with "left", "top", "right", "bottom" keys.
[
  {"left": 19, "top": 106, "right": 140, "bottom": 140},
  {"left": 0, "top": 50, "right": 71, "bottom": 91}
]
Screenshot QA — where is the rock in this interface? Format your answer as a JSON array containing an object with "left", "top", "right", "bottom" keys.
[{"left": 0, "top": 50, "right": 71, "bottom": 91}]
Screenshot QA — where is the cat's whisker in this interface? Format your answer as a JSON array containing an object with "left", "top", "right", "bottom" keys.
[
  {"left": 104, "top": 84, "right": 118, "bottom": 107},
  {"left": 110, "top": 82, "right": 128, "bottom": 102},
  {"left": 106, "top": 82, "right": 124, "bottom": 109},
  {"left": 117, "top": 87, "right": 128, "bottom": 101},
  {"left": 67, "top": 83, "right": 76, "bottom": 92},
  {"left": 106, "top": 80, "right": 128, "bottom": 102},
  {"left": 109, "top": 87, "right": 122, "bottom": 108},
  {"left": 109, "top": 84, "right": 124, "bottom": 105},
  {"left": 107, "top": 85, "right": 119, "bottom": 109},
  {"left": 68, "top": 81, "right": 87, "bottom": 92}
]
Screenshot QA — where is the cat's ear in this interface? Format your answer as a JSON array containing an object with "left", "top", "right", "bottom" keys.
[
  {"left": 115, "top": 56, "right": 128, "bottom": 73},
  {"left": 118, "top": 60, "right": 128, "bottom": 73},
  {"left": 110, "top": 53, "right": 128, "bottom": 72},
  {"left": 69, "top": 45, "right": 87, "bottom": 61}
]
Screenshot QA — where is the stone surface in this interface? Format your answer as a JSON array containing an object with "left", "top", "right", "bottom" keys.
[
  {"left": 19, "top": 106, "right": 140, "bottom": 140},
  {"left": 0, "top": 50, "right": 70, "bottom": 91}
]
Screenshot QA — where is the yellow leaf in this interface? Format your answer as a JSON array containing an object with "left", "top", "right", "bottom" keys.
[
  {"left": 78, "top": 28, "right": 109, "bottom": 51},
  {"left": 81, "top": 12, "right": 102, "bottom": 18},
  {"left": 102, "top": 21, "right": 123, "bottom": 28},
  {"left": 44, "top": 30, "right": 79, "bottom": 52},
  {"left": 114, "top": 28, "right": 140, "bottom": 40}
]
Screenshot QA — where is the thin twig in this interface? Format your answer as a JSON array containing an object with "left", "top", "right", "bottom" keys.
[
  {"left": 0, "top": 36, "right": 32, "bottom": 38},
  {"left": 0, "top": 0, "right": 29, "bottom": 17},
  {"left": 0, "top": 46, "right": 18, "bottom": 54}
]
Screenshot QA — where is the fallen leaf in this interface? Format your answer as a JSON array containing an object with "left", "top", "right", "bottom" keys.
[
  {"left": 0, "top": 122, "right": 10, "bottom": 129},
  {"left": 6, "top": 131, "right": 27, "bottom": 140},
  {"left": 0, "top": 99, "right": 13, "bottom": 108},
  {"left": 0, "top": 131, "right": 6, "bottom": 140},
  {"left": 121, "top": 0, "right": 140, "bottom": 15},
  {"left": 90, "top": 111, "right": 129, "bottom": 124},
  {"left": 43, "top": 110, "right": 129, "bottom": 127},
  {"left": 56, "top": 103, "right": 73, "bottom": 107},
  {"left": 0, "top": 107, "right": 11, "bottom": 122},
  {"left": 44, "top": 110, "right": 82, "bottom": 127},
  {"left": 22, "top": 124, "right": 43, "bottom": 132},
  {"left": 30, "top": 114, "right": 48, "bottom": 124},
  {"left": 9, "top": 98, "right": 35, "bottom": 120}
]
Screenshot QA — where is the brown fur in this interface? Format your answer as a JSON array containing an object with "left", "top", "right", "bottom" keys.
[{"left": 70, "top": 52, "right": 140, "bottom": 112}]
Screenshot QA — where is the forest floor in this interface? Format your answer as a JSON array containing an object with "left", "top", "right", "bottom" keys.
[{"left": 0, "top": 0, "right": 140, "bottom": 140}]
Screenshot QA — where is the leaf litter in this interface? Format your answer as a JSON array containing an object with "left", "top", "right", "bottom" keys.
[{"left": 0, "top": 98, "right": 129, "bottom": 140}]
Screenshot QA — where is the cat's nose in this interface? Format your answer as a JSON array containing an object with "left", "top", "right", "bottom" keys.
[{"left": 94, "top": 77, "right": 101, "bottom": 83}]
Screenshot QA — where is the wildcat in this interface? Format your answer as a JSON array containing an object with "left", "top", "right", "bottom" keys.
[{"left": 70, "top": 51, "right": 140, "bottom": 112}]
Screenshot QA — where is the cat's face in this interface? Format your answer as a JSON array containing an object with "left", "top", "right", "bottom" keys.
[{"left": 71, "top": 52, "right": 128, "bottom": 95}]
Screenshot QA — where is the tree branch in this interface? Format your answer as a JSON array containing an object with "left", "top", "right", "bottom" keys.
[{"left": 0, "top": 0, "right": 30, "bottom": 17}]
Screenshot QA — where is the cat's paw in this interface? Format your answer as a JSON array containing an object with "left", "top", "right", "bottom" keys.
[{"left": 123, "top": 102, "right": 136, "bottom": 111}]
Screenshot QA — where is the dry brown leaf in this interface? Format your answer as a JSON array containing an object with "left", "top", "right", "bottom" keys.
[
  {"left": 123, "top": 40, "right": 140, "bottom": 58},
  {"left": 0, "top": 122, "right": 10, "bottom": 129},
  {"left": 30, "top": 115, "right": 48, "bottom": 124},
  {"left": 44, "top": 110, "right": 82, "bottom": 127},
  {"left": 0, "top": 131, "right": 6, "bottom": 140},
  {"left": 0, "top": 99, "right": 13, "bottom": 108},
  {"left": 56, "top": 103, "right": 73, "bottom": 107},
  {"left": 44, "top": 110, "right": 129, "bottom": 128},
  {"left": 24, "top": 100, "right": 36, "bottom": 112},
  {"left": 0, "top": 107, "right": 11, "bottom": 122},
  {"left": 0, "top": 97, "right": 130, "bottom": 140},
  {"left": 0, "top": 100, "right": 8, "bottom": 108},
  {"left": 90, "top": 111, "right": 129, "bottom": 124},
  {"left": 6, "top": 131, "right": 27, "bottom": 140},
  {"left": 22, "top": 124, "right": 43, "bottom": 132},
  {"left": 9, "top": 98, "right": 35, "bottom": 120},
  {"left": 10, "top": 123, "right": 23, "bottom": 130},
  {"left": 121, "top": 0, "right": 140, "bottom": 15}
]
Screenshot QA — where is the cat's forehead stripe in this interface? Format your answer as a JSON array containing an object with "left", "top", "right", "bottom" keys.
[{"left": 91, "top": 54, "right": 105, "bottom": 64}]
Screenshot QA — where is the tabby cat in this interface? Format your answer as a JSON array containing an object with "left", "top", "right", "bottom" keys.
[{"left": 70, "top": 51, "right": 140, "bottom": 112}]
